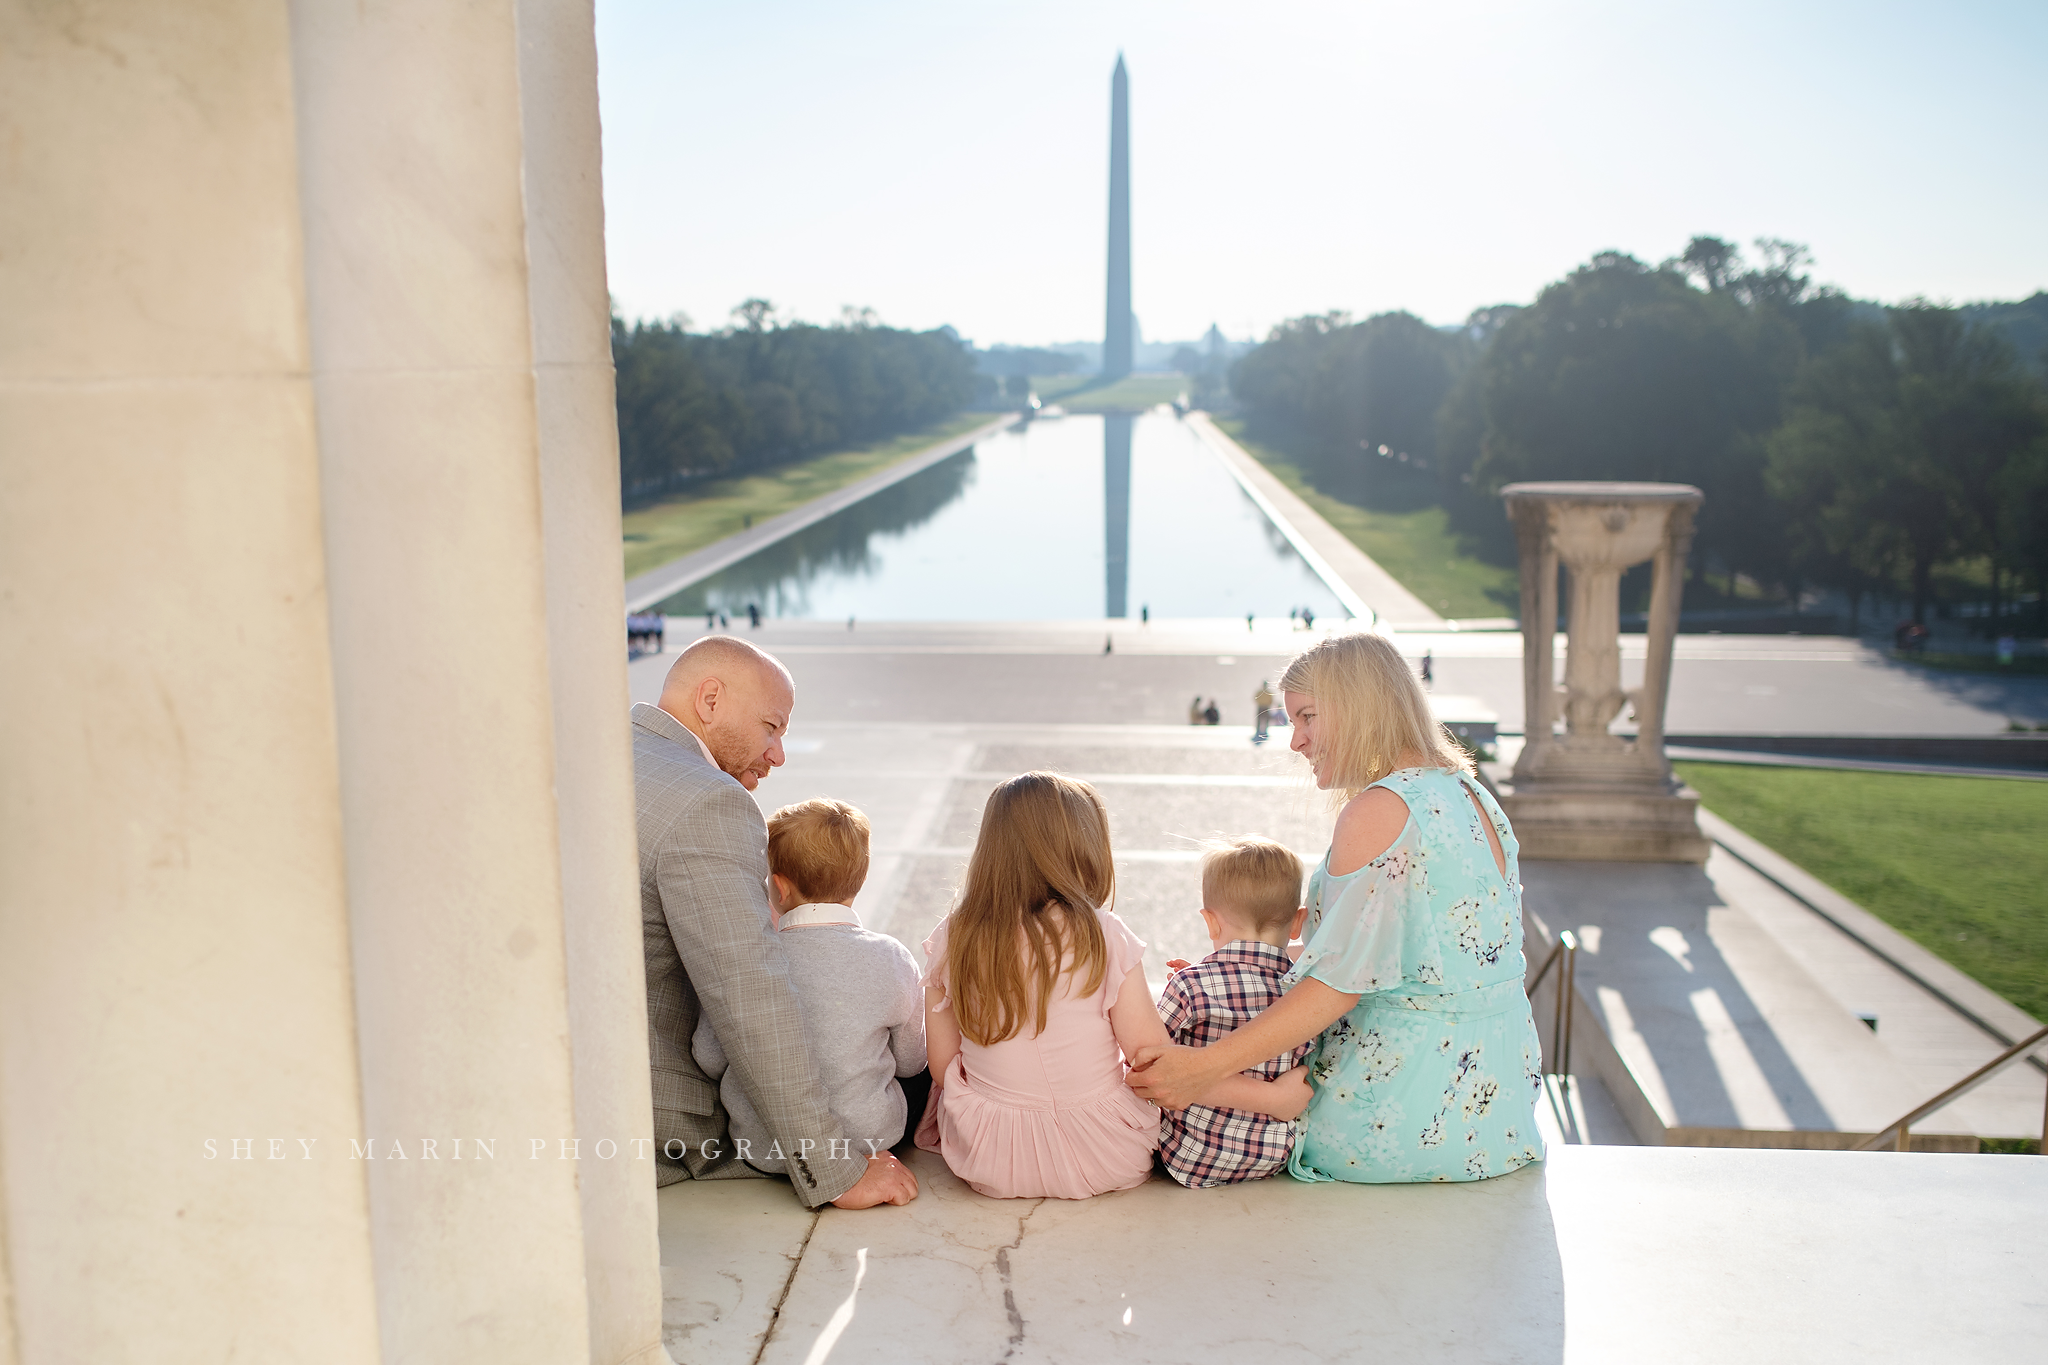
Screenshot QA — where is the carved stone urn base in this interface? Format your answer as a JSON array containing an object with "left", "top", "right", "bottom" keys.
[{"left": 1492, "top": 778, "right": 1711, "bottom": 863}]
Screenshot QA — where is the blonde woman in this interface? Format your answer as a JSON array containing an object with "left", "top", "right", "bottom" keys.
[{"left": 1129, "top": 632, "right": 1544, "bottom": 1183}]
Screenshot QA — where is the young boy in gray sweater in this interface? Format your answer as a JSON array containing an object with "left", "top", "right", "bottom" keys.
[{"left": 692, "top": 798, "right": 927, "bottom": 1173}]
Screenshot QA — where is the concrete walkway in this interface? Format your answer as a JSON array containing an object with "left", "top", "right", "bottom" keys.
[{"left": 1188, "top": 412, "right": 1447, "bottom": 628}]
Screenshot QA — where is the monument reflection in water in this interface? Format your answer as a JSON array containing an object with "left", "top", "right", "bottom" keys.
[{"left": 656, "top": 412, "right": 1347, "bottom": 622}]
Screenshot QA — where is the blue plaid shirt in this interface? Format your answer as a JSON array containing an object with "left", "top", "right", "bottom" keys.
[{"left": 1157, "top": 941, "right": 1310, "bottom": 1187}]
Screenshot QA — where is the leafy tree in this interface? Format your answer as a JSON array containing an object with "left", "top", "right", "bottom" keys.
[
  {"left": 612, "top": 306, "right": 975, "bottom": 503},
  {"left": 1766, "top": 305, "right": 2046, "bottom": 624},
  {"left": 1466, "top": 252, "right": 1801, "bottom": 595},
  {"left": 1230, "top": 310, "right": 1468, "bottom": 508}
]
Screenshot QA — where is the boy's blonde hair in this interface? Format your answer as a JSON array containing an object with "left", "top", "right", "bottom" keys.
[
  {"left": 1200, "top": 836, "right": 1304, "bottom": 933},
  {"left": 947, "top": 772, "right": 1114, "bottom": 1047},
  {"left": 766, "top": 798, "right": 871, "bottom": 906},
  {"left": 1278, "top": 631, "right": 1472, "bottom": 799}
]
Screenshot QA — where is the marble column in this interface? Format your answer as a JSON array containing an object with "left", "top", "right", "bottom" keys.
[
  {"left": 1, "top": 3, "right": 667, "bottom": 1362},
  {"left": 0, "top": 4, "right": 381, "bottom": 1359},
  {"left": 1494, "top": 482, "right": 1709, "bottom": 862}
]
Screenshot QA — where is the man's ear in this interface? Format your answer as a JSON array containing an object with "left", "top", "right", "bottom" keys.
[
  {"left": 1289, "top": 906, "right": 1309, "bottom": 941},
  {"left": 693, "top": 675, "right": 725, "bottom": 725}
]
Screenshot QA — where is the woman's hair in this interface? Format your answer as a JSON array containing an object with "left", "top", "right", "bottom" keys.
[
  {"left": 1278, "top": 631, "right": 1472, "bottom": 797},
  {"left": 946, "top": 771, "right": 1115, "bottom": 1047}
]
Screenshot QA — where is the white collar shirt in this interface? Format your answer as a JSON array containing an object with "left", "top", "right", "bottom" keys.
[{"left": 776, "top": 902, "right": 863, "bottom": 931}]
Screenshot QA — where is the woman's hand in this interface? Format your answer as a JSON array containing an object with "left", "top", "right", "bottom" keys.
[{"left": 1125, "top": 1043, "right": 1228, "bottom": 1111}]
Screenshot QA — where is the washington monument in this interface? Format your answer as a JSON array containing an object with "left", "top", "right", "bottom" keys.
[{"left": 1103, "top": 54, "right": 1133, "bottom": 380}]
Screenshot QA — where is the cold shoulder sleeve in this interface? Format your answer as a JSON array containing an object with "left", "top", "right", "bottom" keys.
[
  {"left": 1094, "top": 908, "right": 1147, "bottom": 1017},
  {"left": 1285, "top": 828, "right": 1435, "bottom": 997}
]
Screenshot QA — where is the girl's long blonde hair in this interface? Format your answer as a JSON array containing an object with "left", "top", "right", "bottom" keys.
[
  {"left": 946, "top": 771, "right": 1115, "bottom": 1047},
  {"left": 1279, "top": 631, "right": 1472, "bottom": 800}
]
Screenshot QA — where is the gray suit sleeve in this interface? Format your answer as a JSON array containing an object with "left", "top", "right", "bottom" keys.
[{"left": 656, "top": 781, "right": 866, "bottom": 1206}]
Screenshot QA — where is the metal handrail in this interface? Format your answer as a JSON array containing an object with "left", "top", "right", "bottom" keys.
[
  {"left": 1527, "top": 930, "right": 1579, "bottom": 1080},
  {"left": 1853, "top": 1021, "right": 2048, "bottom": 1153}
]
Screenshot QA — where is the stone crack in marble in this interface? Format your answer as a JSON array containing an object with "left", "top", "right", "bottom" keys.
[
  {"left": 994, "top": 1199, "right": 1045, "bottom": 1361},
  {"left": 750, "top": 1209, "right": 821, "bottom": 1365}
]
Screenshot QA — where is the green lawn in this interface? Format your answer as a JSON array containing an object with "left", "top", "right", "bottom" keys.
[
  {"left": 1674, "top": 761, "right": 2048, "bottom": 1021},
  {"left": 1038, "top": 372, "right": 1186, "bottom": 412},
  {"left": 622, "top": 412, "right": 1002, "bottom": 579},
  {"left": 1215, "top": 419, "right": 1520, "bottom": 619}
]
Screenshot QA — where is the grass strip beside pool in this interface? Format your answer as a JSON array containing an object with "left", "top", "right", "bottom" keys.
[
  {"left": 1215, "top": 420, "right": 1518, "bottom": 619},
  {"left": 622, "top": 412, "right": 1001, "bottom": 579},
  {"left": 1674, "top": 761, "right": 2048, "bottom": 1020}
]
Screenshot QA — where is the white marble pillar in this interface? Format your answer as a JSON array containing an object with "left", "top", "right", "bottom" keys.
[
  {"left": 2, "top": 3, "right": 665, "bottom": 1361},
  {"left": 516, "top": 2, "right": 669, "bottom": 1359},
  {"left": 0, "top": 4, "right": 381, "bottom": 1359}
]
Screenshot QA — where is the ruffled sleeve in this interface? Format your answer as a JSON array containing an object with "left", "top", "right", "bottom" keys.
[
  {"left": 921, "top": 915, "right": 953, "bottom": 1012},
  {"left": 1094, "top": 907, "right": 1147, "bottom": 1017},
  {"left": 1284, "top": 830, "right": 1422, "bottom": 997}
]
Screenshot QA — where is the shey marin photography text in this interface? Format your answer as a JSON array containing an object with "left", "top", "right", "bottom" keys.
[{"left": 201, "top": 1135, "right": 895, "bottom": 1163}]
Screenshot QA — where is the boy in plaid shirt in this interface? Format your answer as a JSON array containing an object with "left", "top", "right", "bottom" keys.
[{"left": 1156, "top": 836, "right": 1314, "bottom": 1187}]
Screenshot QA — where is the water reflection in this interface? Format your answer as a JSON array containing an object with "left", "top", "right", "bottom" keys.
[
  {"left": 1104, "top": 412, "right": 1133, "bottom": 618},
  {"left": 658, "top": 412, "right": 1347, "bottom": 621}
]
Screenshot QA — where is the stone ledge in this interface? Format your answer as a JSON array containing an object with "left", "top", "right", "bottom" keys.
[{"left": 661, "top": 1144, "right": 2046, "bottom": 1364}]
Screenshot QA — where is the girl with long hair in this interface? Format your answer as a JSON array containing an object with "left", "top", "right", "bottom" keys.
[
  {"left": 1129, "top": 631, "right": 1545, "bottom": 1183},
  {"left": 917, "top": 771, "right": 1306, "bottom": 1199}
]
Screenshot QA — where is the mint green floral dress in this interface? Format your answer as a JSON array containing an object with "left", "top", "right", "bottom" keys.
[{"left": 1284, "top": 767, "right": 1545, "bottom": 1184}]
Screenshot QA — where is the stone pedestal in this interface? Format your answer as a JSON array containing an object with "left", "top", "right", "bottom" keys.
[{"left": 1492, "top": 482, "right": 1710, "bottom": 862}]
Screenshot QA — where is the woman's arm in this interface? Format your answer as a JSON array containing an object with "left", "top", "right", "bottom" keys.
[
  {"left": 1127, "top": 977, "right": 1358, "bottom": 1110},
  {"left": 923, "top": 981, "right": 960, "bottom": 1083},
  {"left": 1201, "top": 1067, "right": 1312, "bottom": 1119}
]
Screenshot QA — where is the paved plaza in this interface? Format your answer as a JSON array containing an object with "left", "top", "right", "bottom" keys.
[
  {"left": 644, "top": 617, "right": 2048, "bottom": 733},
  {"left": 631, "top": 623, "right": 2047, "bottom": 1363}
]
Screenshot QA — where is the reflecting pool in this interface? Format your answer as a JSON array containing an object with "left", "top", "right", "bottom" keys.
[{"left": 655, "top": 411, "right": 1349, "bottom": 621}]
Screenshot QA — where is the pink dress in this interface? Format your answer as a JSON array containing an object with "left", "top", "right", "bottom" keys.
[{"left": 914, "top": 906, "right": 1162, "bottom": 1199}]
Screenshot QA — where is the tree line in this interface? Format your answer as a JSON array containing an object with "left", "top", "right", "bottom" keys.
[
  {"left": 1229, "top": 240, "right": 2048, "bottom": 630},
  {"left": 613, "top": 301, "right": 976, "bottom": 504}
]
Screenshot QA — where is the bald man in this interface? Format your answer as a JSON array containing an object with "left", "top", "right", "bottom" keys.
[{"left": 634, "top": 635, "right": 917, "bottom": 1209}]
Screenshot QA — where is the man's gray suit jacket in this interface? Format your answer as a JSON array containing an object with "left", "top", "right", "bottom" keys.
[{"left": 633, "top": 702, "right": 865, "bottom": 1206}]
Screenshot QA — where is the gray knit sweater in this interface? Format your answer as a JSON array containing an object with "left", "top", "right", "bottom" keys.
[{"left": 692, "top": 920, "right": 925, "bottom": 1171}]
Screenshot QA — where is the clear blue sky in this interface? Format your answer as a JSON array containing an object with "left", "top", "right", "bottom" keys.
[{"left": 594, "top": 0, "right": 2048, "bottom": 347}]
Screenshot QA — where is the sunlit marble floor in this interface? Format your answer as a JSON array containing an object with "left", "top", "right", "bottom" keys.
[{"left": 660, "top": 1144, "right": 2045, "bottom": 1365}]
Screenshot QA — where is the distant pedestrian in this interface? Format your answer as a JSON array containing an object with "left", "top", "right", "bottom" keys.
[
  {"left": 706, "top": 609, "right": 717, "bottom": 631},
  {"left": 848, "top": 616, "right": 856, "bottom": 631},
  {"left": 1189, "top": 695, "right": 1205, "bottom": 726},
  {"left": 719, "top": 611, "right": 729, "bottom": 629},
  {"left": 1301, "top": 607, "right": 1315, "bottom": 631},
  {"left": 1246, "top": 613, "right": 1254, "bottom": 632},
  {"left": 1289, "top": 607, "right": 1298, "bottom": 624},
  {"left": 1141, "top": 605, "right": 1149, "bottom": 625},
  {"left": 748, "top": 603, "right": 761, "bottom": 629},
  {"left": 1420, "top": 649, "right": 1433, "bottom": 686},
  {"left": 1203, "top": 699, "right": 1221, "bottom": 726},
  {"left": 1252, "top": 680, "right": 1274, "bottom": 744},
  {"left": 653, "top": 614, "right": 666, "bottom": 652},
  {"left": 1997, "top": 633, "right": 2016, "bottom": 666},
  {"left": 1104, "top": 634, "right": 1114, "bottom": 655}
]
